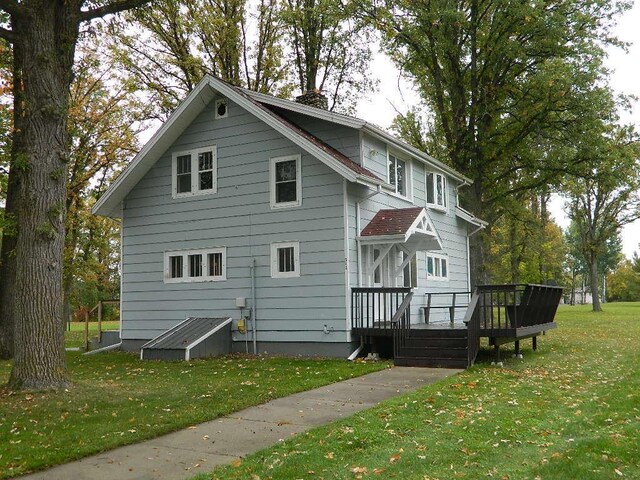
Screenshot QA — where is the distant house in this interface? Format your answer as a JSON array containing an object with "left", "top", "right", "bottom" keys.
[{"left": 92, "top": 75, "right": 487, "bottom": 360}]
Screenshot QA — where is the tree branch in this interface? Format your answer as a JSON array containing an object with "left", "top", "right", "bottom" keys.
[{"left": 80, "top": 0, "right": 151, "bottom": 22}]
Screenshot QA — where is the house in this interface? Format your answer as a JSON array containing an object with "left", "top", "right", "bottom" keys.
[{"left": 92, "top": 75, "right": 493, "bottom": 363}]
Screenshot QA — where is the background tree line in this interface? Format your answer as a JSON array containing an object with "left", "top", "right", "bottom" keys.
[{"left": 0, "top": 0, "right": 638, "bottom": 389}]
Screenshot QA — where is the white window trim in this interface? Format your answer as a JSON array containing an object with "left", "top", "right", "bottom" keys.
[
  {"left": 426, "top": 171, "right": 447, "bottom": 212},
  {"left": 164, "top": 247, "right": 227, "bottom": 283},
  {"left": 387, "top": 149, "right": 413, "bottom": 201},
  {"left": 426, "top": 253, "right": 449, "bottom": 282},
  {"left": 172, "top": 145, "right": 218, "bottom": 199},
  {"left": 271, "top": 241, "right": 300, "bottom": 278},
  {"left": 270, "top": 154, "right": 302, "bottom": 209}
]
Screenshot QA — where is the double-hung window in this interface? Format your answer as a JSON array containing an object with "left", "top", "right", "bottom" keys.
[
  {"left": 271, "top": 241, "right": 300, "bottom": 278},
  {"left": 426, "top": 172, "right": 447, "bottom": 210},
  {"left": 388, "top": 154, "right": 409, "bottom": 197},
  {"left": 165, "top": 248, "right": 226, "bottom": 283},
  {"left": 270, "top": 154, "right": 301, "bottom": 208},
  {"left": 172, "top": 146, "right": 217, "bottom": 198},
  {"left": 426, "top": 253, "right": 448, "bottom": 281}
]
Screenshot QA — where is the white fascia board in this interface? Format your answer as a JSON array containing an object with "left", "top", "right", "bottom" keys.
[
  {"left": 455, "top": 206, "right": 488, "bottom": 228},
  {"left": 362, "top": 124, "right": 472, "bottom": 185},
  {"left": 93, "top": 82, "right": 216, "bottom": 218},
  {"left": 356, "top": 234, "right": 406, "bottom": 245},
  {"left": 244, "top": 89, "right": 366, "bottom": 129}
]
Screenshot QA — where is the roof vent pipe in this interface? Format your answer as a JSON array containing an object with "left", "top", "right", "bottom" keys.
[{"left": 295, "top": 89, "right": 329, "bottom": 110}]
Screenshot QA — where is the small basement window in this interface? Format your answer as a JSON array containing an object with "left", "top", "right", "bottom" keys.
[
  {"left": 172, "top": 146, "right": 217, "bottom": 198},
  {"left": 426, "top": 171, "right": 447, "bottom": 209},
  {"left": 270, "top": 154, "right": 301, "bottom": 208},
  {"left": 165, "top": 248, "right": 226, "bottom": 283},
  {"left": 271, "top": 241, "right": 300, "bottom": 278}
]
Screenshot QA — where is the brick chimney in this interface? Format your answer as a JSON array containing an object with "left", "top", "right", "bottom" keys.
[{"left": 295, "top": 89, "right": 329, "bottom": 110}]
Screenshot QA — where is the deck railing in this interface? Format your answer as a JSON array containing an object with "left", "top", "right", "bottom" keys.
[
  {"left": 474, "top": 284, "right": 563, "bottom": 330},
  {"left": 392, "top": 292, "right": 414, "bottom": 357},
  {"left": 464, "top": 290, "right": 481, "bottom": 366},
  {"left": 423, "top": 291, "right": 471, "bottom": 325},
  {"left": 351, "top": 287, "right": 413, "bottom": 332}
]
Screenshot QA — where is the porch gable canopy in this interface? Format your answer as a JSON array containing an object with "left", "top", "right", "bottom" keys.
[{"left": 357, "top": 207, "right": 442, "bottom": 251}]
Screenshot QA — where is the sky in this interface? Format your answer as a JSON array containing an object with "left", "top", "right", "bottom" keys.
[{"left": 356, "top": 1, "right": 640, "bottom": 259}]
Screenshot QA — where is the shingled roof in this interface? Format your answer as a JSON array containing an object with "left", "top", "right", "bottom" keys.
[{"left": 360, "top": 207, "right": 425, "bottom": 237}]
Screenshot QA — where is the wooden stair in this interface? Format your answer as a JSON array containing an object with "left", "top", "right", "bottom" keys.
[{"left": 394, "top": 328, "right": 469, "bottom": 368}]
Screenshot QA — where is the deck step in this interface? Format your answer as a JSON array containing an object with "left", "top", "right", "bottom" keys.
[
  {"left": 403, "top": 336, "right": 468, "bottom": 349},
  {"left": 408, "top": 328, "right": 468, "bottom": 339},
  {"left": 398, "top": 346, "right": 468, "bottom": 359},
  {"left": 394, "top": 356, "right": 468, "bottom": 368}
]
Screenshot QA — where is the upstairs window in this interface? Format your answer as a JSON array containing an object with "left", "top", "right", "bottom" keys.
[
  {"left": 172, "top": 146, "right": 217, "bottom": 198},
  {"left": 388, "top": 154, "right": 408, "bottom": 197},
  {"left": 271, "top": 241, "right": 300, "bottom": 278},
  {"left": 426, "top": 172, "right": 447, "bottom": 209},
  {"left": 270, "top": 154, "right": 301, "bottom": 208},
  {"left": 426, "top": 253, "right": 448, "bottom": 281},
  {"left": 165, "top": 248, "right": 226, "bottom": 283}
]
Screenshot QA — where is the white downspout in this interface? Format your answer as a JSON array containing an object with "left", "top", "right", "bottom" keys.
[{"left": 251, "top": 258, "right": 257, "bottom": 354}]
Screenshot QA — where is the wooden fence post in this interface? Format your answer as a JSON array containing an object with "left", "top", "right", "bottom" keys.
[
  {"left": 97, "top": 301, "right": 103, "bottom": 344},
  {"left": 84, "top": 310, "right": 89, "bottom": 352}
]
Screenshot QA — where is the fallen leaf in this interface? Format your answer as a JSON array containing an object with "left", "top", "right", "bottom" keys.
[{"left": 390, "top": 453, "right": 401, "bottom": 464}]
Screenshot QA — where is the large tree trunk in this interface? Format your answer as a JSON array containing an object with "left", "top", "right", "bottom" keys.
[
  {"left": 589, "top": 257, "right": 602, "bottom": 312},
  {"left": 8, "top": 2, "right": 79, "bottom": 389}
]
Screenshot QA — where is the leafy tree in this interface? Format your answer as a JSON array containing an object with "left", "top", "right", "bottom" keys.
[
  {"left": 566, "top": 126, "right": 640, "bottom": 311},
  {"left": 487, "top": 194, "right": 566, "bottom": 284},
  {"left": 63, "top": 45, "right": 146, "bottom": 320},
  {"left": 0, "top": 0, "right": 150, "bottom": 390},
  {"left": 606, "top": 258, "right": 640, "bottom": 302},
  {"left": 359, "top": 0, "right": 627, "bottom": 286},
  {"left": 108, "top": 0, "right": 291, "bottom": 120},
  {"left": 280, "top": 0, "right": 375, "bottom": 113}
]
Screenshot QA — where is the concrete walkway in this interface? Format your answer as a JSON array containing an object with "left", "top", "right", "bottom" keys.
[{"left": 21, "top": 366, "right": 460, "bottom": 480}]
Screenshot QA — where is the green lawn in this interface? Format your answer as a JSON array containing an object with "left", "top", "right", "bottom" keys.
[
  {"left": 202, "top": 303, "right": 640, "bottom": 480},
  {"left": 64, "top": 321, "right": 119, "bottom": 349},
  {"left": 0, "top": 353, "right": 389, "bottom": 478}
]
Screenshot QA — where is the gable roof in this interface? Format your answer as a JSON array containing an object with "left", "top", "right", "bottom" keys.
[
  {"left": 358, "top": 207, "right": 442, "bottom": 250},
  {"left": 361, "top": 207, "right": 425, "bottom": 237},
  {"left": 244, "top": 90, "right": 472, "bottom": 184},
  {"left": 92, "top": 75, "right": 384, "bottom": 218}
]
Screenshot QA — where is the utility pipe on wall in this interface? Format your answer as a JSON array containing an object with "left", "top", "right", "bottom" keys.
[{"left": 251, "top": 257, "right": 257, "bottom": 355}]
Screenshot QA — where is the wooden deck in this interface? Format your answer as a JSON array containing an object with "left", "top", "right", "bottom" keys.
[{"left": 351, "top": 284, "right": 563, "bottom": 367}]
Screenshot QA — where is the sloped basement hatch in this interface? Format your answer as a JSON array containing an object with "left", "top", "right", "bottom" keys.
[{"left": 140, "top": 317, "right": 232, "bottom": 361}]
